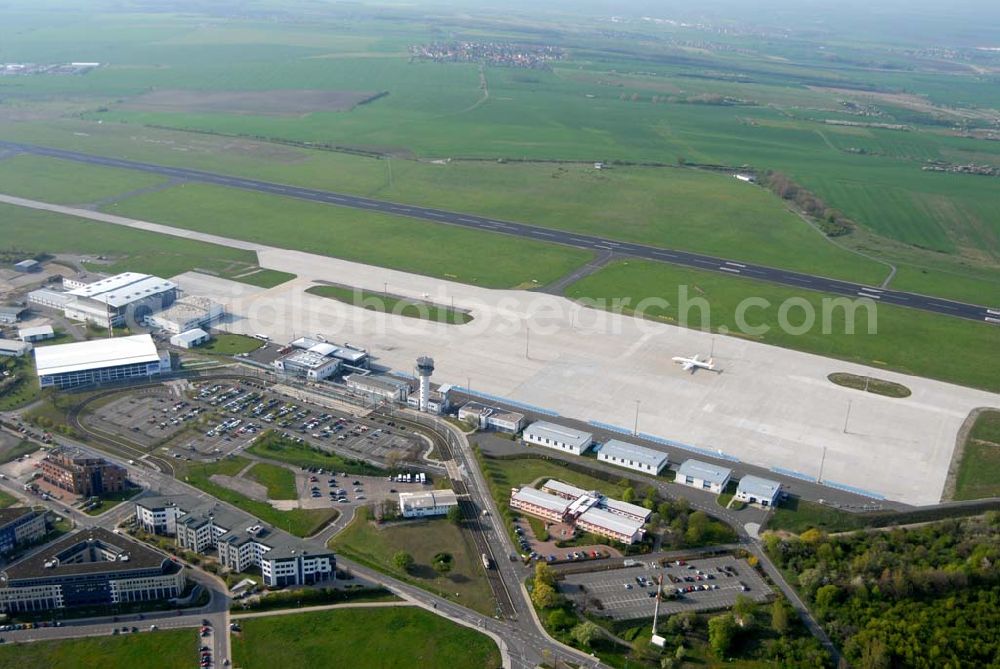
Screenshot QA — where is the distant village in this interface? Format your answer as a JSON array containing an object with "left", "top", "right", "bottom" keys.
[
  {"left": 409, "top": 42, "right": 563, "bottom": 69},
  {"left": 1, "top": 62, "right": 100, "bottom": 76}
]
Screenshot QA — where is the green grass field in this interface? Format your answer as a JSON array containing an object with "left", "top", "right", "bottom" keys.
[
  {"left": 233, "top": 268, "right": 297, "bottom": 288},
  {"left": 247, "top": 433, "right": 384, "bottom": 476},
  {"left": 199, "top": 334, "right": 262, "bottom": 356},
  {"left": 0, "top": 629, "right": 194, "bottom": 669},
  {"left": 827, "top": 373, "right": 912, "bottom": 398},
  {"left": 0, "top": 490, "right": 17, "bottom": 508},
  {"left": 83, "top": 487, "right": 140, "bottom": 516},
  {"left": 231, "top": 606, "right": 501, "bottom": 669},
  {"left": 245, "top": 462, "right": 298, "bottom": 500},
  {"left": 105, "top": 182, "right": 593, "bottom": 289},
  {"left": 1, "top": 203, "right": 278, "bottom": 285},
  {"left": 330, "top": 507, "right": 496, "bottom": 615},
  {"left": 0, "top": 154, "right": 167, "bottom": 205},
  {"left": 953, "top": 410, "right": 1000, "bottom": 501},
  {"left": 566, "top": 259, "right": 1000, "bottom": 392},
  {"left": 306, "top": 284, "right": 472, "bottom": 325},
  {"left": 179, "top": 456, "right": 337, "bottom": 537}
]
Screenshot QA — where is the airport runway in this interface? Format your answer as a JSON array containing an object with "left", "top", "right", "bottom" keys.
[{"left": 2, "top": 140, "right": 995, "bottom": 324}]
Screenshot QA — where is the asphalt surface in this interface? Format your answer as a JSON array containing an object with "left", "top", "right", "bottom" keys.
[{"left": 1, "top": 140, "right": 995, "bottom": 325}]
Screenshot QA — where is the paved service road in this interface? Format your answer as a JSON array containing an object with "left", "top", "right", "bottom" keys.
[{"left": 0, "top": 140, "right": 995, "bottom": 325}]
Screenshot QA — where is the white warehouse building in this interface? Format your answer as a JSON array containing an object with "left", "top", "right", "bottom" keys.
[
  {"left": 34, "top": 335, "right": 170, "bottom": 390},
  {"left": 63, "top": 272, "right": 177, "bottom": 328},
  {"left": 522, "top": 421, "right": 593, "bottom": 456},
  {"left": 598, "top": 439, "right": 669, "bottom": 475},
  {"left": 735, "top": 475, "right": 781, "bottom": 507},
  {"left": 675, "top": 459, "right": 733, "bottom": 494},
  {"left": 398, "top": 490, "right": 459, "bottom": 518}
]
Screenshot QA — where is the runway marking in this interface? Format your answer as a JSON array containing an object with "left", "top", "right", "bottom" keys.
[
  {"left": 857, "top": 291, "right": 880, "bottom": 299},
  {"left": 931, "top": 303, "right": 957, "bottom": 311},
  {"left": 985, "top": 317, "right": 1000, "bottom": 324},
  {"left": 719, "top": 266, "right": 740, "bottom": 274},
  {"left": 653, "top": 251, "right": 677, "bottom": 259},
  {"left": 986, "top": 309, "right": 1000, "bottom": 316},
  {"left": 725, "top": 261, "right": 746, "bottom": 268},
  {"left": 459, "top": 217, "right": 479, "bottom": 223}
]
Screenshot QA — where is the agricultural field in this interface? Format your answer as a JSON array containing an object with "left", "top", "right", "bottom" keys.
[
  {"left": 231, "top": 606, "right": 501, "bottom": 669},
  {"left": 104, "top": 182, "right": 593, "bottom": 289},
  {"left": 566, "top": 259, "right": 1000, "bottom": 393},
  {"left": 0, "top": 4, "right": 996, "bottom": 303},
  {"left": 1, "top": 203, "right": 279, "bottom": 286},
  {"left": 0, "top": 629, "right": 193, "bottom": 669}
]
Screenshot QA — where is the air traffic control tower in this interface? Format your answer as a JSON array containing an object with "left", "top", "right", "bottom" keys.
[{"left": 416, "top": 356, "right": 435, "bottom": 412}]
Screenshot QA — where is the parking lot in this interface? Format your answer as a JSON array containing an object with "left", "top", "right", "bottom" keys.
[
  {"left": 295, "top": 469, "right": 431, "bottom": 510},
  {"left": 559, "top": 555, "right": 771, "bottom": 621}
]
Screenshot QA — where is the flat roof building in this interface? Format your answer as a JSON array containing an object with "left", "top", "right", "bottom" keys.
[
  {"left": 735, "top": 475, "right": 781, "bottom": 507},
  {"left": 598, "top": 439, "right": 669, "bottom": 475},
  {"left": 27, "top": 288, "right": 73, "bottom": 311},
  {"left": 398, "top": 490, "right": 459, "bottom": 518},
  {"left": 135, "top": 495, "right": 334, "bottom": 589},
  {"left": 511, "top": 479, "right": 650, "bottom": 544},
  {"left": 18, "top": 325, "right": 54, "bottom": 342},
  {"left": 34, "top": 334, "right": 170, "bottom": 390},
  {"left": 344, "top": 374, "right": 409, "bottom": 402},
  {"left": 145, "top": 296, "right": 223, "bottom": 334},
  {"left": 273, "top": 349, "right": 340, "bottom": 381},
  {"left": 0, "top": 339, "right": 32, "bottom": 357},
  {"left": 62, "top": 271, "right": 109, "bottom": 291},
  {"left": 0, "top": 305, "right": 26, "bottom": 324},
  {"left": 291, "top": 337, "right": 369, "bottom": 368},
  {"left": 0, "top": 508, "right": 47, "bottom": 556},
  {"left": 14, "top": 259, "right": 40, "bottom": 273},
  {"left": 41, "top": 446, "right": 128, "bottom": 497},
  {"left": 170, "top": 328, "right": 210, "bottom": 349},
  {"left": 523, "top": 421, "right": 593, "bottom": 456},
  {"left": 0, "top": 528, "right": 184, "bottom": 614},
  {"left": 675, "top": 459, "right": 733, "bottom": 494}
]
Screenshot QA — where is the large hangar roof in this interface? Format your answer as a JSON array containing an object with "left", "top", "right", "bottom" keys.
[
  {"left": 34, "top": 334, "right": 160, "bottom": 376},
  {"left": 68, "top": 272, "right": 176, "bottom": 308}
]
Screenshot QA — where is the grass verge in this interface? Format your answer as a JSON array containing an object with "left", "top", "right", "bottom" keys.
[
  {"left": 245, "top": 462, "right": 298, "bottom": 500},
  {"left": 828, "top": 373, "right": 911, "bottom": 398},
  {"left": 306, "top": 284, "right": 472, "bottom": 325},
  {"left": 0, "top": 629, "right": 193, "bottom": 669},
  {"left": 953, "top": 410, "right": 1000, "bottom": 501}
]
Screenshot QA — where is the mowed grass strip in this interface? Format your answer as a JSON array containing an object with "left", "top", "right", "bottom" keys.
[
  {"left": 828, "top": 373, "right": 911, "bottom": 398},
  {"left": 1, "top": 203, "right": 271, "bottom": 285},
  {"left": 954, "top": 410, "right": 1000, "bottom": 501},
  {"left": 566, "top": 259, "right": 1000, "bottom": 392},
  {"left": 330, "top": 507, "right": 495, "bottom": 615},
  {"left": 106, "top": 182, "right": 594, "bottom": 288},
  {"left": 231, "top": 606, "right": 501, "bottom": 669},
  {"left": 199, "top": 334, "right": 262, "bottom": 357},
  {"left": 0, "top": 628, "right": 194, "bottom": 669},
  {"left": 180, "top": 456, "right": 336, "bottom": 537},
  {"left": 0, "top": 154, "right": 167, "bottom": 205},
  {"left": 245, "top": 462, "right": 298, "bottom": 500},
  {"left": 306, "top": 284, "right": 472, "bottom": 324}
]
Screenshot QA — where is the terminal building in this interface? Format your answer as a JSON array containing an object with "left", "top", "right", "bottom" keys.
[
  {"left": 457, "top": 401, "right": 526, "bottom": 434},
  {"left": 0, "top": 528, "right": 185, "bottom": 614},
  {"left": 135, "top": 495, "right": 335, "bottom": 588},
  {"left": 273, "top": 349, "right": 341, "bottom": 381},
  {"left": 34, "top": 334, "right": 171, "bottom": 390},
  {"left": 0, "top": 508, "right": 47, "bottom": 556},
  {"left": 735, "top": 475, "right": 781, "bottom": 507},
  {"left": 398, "top": 490, "right": 459, "bottom": 518},
  {"left": 41, "top": 447, "right": 128, "bottom": 497},
  {"left": 510, "top": 479, "right": 650, "bottom": 545},
  {"left": 522, "top": 421, "right": 593, "bottom": 456},
  {"left": 344, "top": 374, "right": 410, "bottom": 403},
  {"left": 145, "top": 296, "right": 223, "bottom": 334},
  {"left": 675, "top": 459, "right": 733, "bottom": 494},
  {"left": 290, "top": 337, "right": 369, "bottom": 369},
  {"left": 597, "top": 439, "right": 669, "bottom": 475}
]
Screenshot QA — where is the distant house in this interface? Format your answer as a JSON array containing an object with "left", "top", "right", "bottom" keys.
[
  {"left": 522, "top": 421, "right": 593, "bottom": 456},
  {"left": 14, "top": 259, "right": 40, "bottom": 273},
  {"left": 170, "top": 328, "right": 210, "bottom": 349},
  {"left": 598, "top": 439, "right": 668, "bottom": 475}
]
